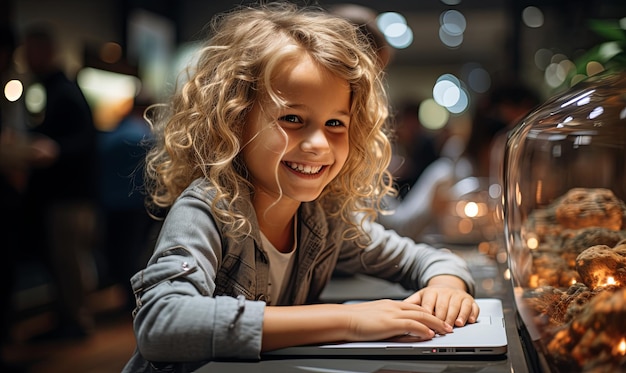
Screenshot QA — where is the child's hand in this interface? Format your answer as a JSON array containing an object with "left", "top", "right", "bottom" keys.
[
  {"left": 403, "top": 275, "right": 479, "bottom": 328},
  {"left": 343, "top": 299, "right": 453, "bottom": 341}
]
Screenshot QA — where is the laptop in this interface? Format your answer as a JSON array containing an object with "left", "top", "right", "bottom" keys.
[{"left": 266, "top": 298, "right": 507, "bottom": 357}]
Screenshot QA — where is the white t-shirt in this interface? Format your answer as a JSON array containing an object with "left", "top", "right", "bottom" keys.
[{"left": 260, "top": 218, "right": 297, "bottom": 305}]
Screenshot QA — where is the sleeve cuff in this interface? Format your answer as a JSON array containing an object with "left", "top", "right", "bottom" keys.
[{"left": 213, "top": 296, "right": 266, "bottom": 359}]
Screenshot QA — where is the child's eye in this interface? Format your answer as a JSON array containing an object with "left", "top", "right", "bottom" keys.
[
  {"left": 279, "top": 114, "right": 302, "bottom": 124},
  {"left": 326, "top": 119, "right": 346, "bottom": 128}
]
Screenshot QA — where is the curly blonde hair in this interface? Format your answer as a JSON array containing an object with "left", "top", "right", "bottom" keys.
[{"left": 144, "top": 2, "right": 395, "bottom": 240}]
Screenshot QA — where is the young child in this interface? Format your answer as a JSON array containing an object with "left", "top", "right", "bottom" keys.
[{"left": 123, "top": 3, "right": 479, "bottom": 372}]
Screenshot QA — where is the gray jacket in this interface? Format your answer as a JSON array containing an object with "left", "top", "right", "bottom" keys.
[{"left": 123, "top": 178, "right": 475, "bottom": 372}]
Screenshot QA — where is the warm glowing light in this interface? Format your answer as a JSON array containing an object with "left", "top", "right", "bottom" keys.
[
  {"left": 570, "top": 278, "right": 577, "bottom": 285},
  {"left": 503, "top": 268, "right": 511, "bottom": 281},
  {"left": 99, "top": 42, "right": 123, "bottom": 64},
  {"left": 595, "top": 275, "right": 619, "bottom": 289},
  {"left": 529, "top": 274, "right": 538, "bottom": 288},
  {"left": 477, "top": 241, "right": 490, "bottom": 254},
  {"left": 497, "top": 251, "right": 508, "bottom": 264},
  {"left": 586, "top": 61, "right": 604, "bottom": 76},
  {"left": 419, "top": 98, "right": 449, "bottom": 130},
  {"left": 527, "top": 237, "right": 539, "bottom": 250},
  {"left": 535, "top": 180, "right": 543, "bottom": 204},
  {"left": 77, "top": 67, "right": 140, "bottom": 101},
  {"left": 616, "top": 338, "right": 626, "bottom": 356},
  {"left": 570, "top": 74, "right": 587, "bottom": 86},
  {"left": 458, "top": 218, "right": 473, "bottom": 234},
  {"left": 4, "top": 79, "right": 23, "bottom": 102},
  {"left": 464, "top": 202, "right": 479, "bottom": 217}
]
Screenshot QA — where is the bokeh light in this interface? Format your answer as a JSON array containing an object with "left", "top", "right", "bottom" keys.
[
  {"left": 438, "top": 9, "right": 465, "bottom": 48},
  {"left": 446, "top": 87, "right": 469, "bottom": 114},
  {"left": 376, "top": 12, "right": 406, "bottom": 32},
  {"left": 77, "top": 67, "right": 141, "bottom": 101},
  {"left": 419, "top": 98, "right": 449, "bottom": 130},
  {"left": 433, "top": 74, "right": 460, "bottom": 105},
  {"left": 77, "top": 67, "right": 143, "bottom": 130},
  {"left": 570, "top": 74, "right": 587, "bottom": 86},
  {"left": 439, "top": 25, "right": 463, "bottom": 48},
  {"left": 543, "top": 54, "right": 577, "bottom": 88},
  {"left": 377, "top": 12, "right": 414, "bottom": 49},
  {"left": 432, "top": 73, "right": 470, "bottom": 114},
  {"left": 4, "top": 79, "right": 23, "bottom": 102},
  {"left": 466, "top": 65, "right": 491, "bottom": 93},
  {"left": 385, "top": 23, "right": 413, "bottom": 49},
  {"left": 25, "top": 83, "right": 46, "bottom": 114},
  {"left": 598, "top": 41, "right": 621, "bottom": 61},
  {"left": 551, "top": 53, "right": 568, "bottom": 64},
  {"left": 434, "top": 79, "right": 460, "bottom": 107},
  {"left": 99, "top": 42, "right": 123, "bottom": 64},
  {"left": 534, "top": 48, "right": 552, "bottom": 71},
  {"left": 464, "top": 202, "right": 479, "bottom": 218},
  {"left": 544, "top": 63, "right": 566, "bottom": 88},
  {"left": 522, "top": 6, "right": 544, "bottom": 28},
  {"left": 586, "top": 61, "right": 604, "bottom": 77},
  {"left": 440, "top": 10, "right": 466, "bottom": 35}
]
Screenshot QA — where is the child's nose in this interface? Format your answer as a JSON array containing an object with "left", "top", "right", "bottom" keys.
[{"left": 301, "top": 128, "right": 330, "bottom": 154}]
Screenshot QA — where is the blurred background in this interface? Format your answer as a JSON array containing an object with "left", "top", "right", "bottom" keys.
[
  {"left": 0, "top": 0, "right": 625, "bottom": 372},
  {"left": 4, "top": 0, "right": 625, "bottom": 121}
]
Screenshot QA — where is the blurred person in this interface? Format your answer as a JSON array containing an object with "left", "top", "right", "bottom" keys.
[
  {"left": 377, "top": 81, "right": 540, "bottom": 242},
  {"left": 96, "top": 94, "right": 156, "bottom": 311},
  {"left": 19, "top": 23, "right": 98, "bottom": 340},
  {"left": 377, "top": 134, "right": 469, "bottom": 241}
]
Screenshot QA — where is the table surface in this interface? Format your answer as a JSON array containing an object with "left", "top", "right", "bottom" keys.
[{"left": 195, "top": 244, "right": 531, "bottom": 373}]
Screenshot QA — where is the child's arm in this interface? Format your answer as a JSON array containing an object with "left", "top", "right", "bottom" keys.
[
  {"left": 261, "top": 300, "right": 453, "bottom": 352},
  {"left": 403, "top": 274, "right": 479, "bottom": 328}
]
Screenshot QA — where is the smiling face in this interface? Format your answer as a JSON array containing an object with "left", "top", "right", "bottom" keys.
[{"left": 242, "top": 53, "right": 351, "bottom": 208}]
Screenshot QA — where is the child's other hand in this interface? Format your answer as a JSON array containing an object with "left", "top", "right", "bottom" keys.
[{"left": 403, "top": 275, "right": 479, "bottom": 328}]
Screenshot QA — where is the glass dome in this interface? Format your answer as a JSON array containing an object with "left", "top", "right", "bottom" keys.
[{"left": 503, "top": 70, "right": 626, "bottom": 372}]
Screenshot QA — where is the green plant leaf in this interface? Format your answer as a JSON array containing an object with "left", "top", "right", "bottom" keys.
[{"left": 587, "top": 19, "right": 626, "bottom": 41}]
